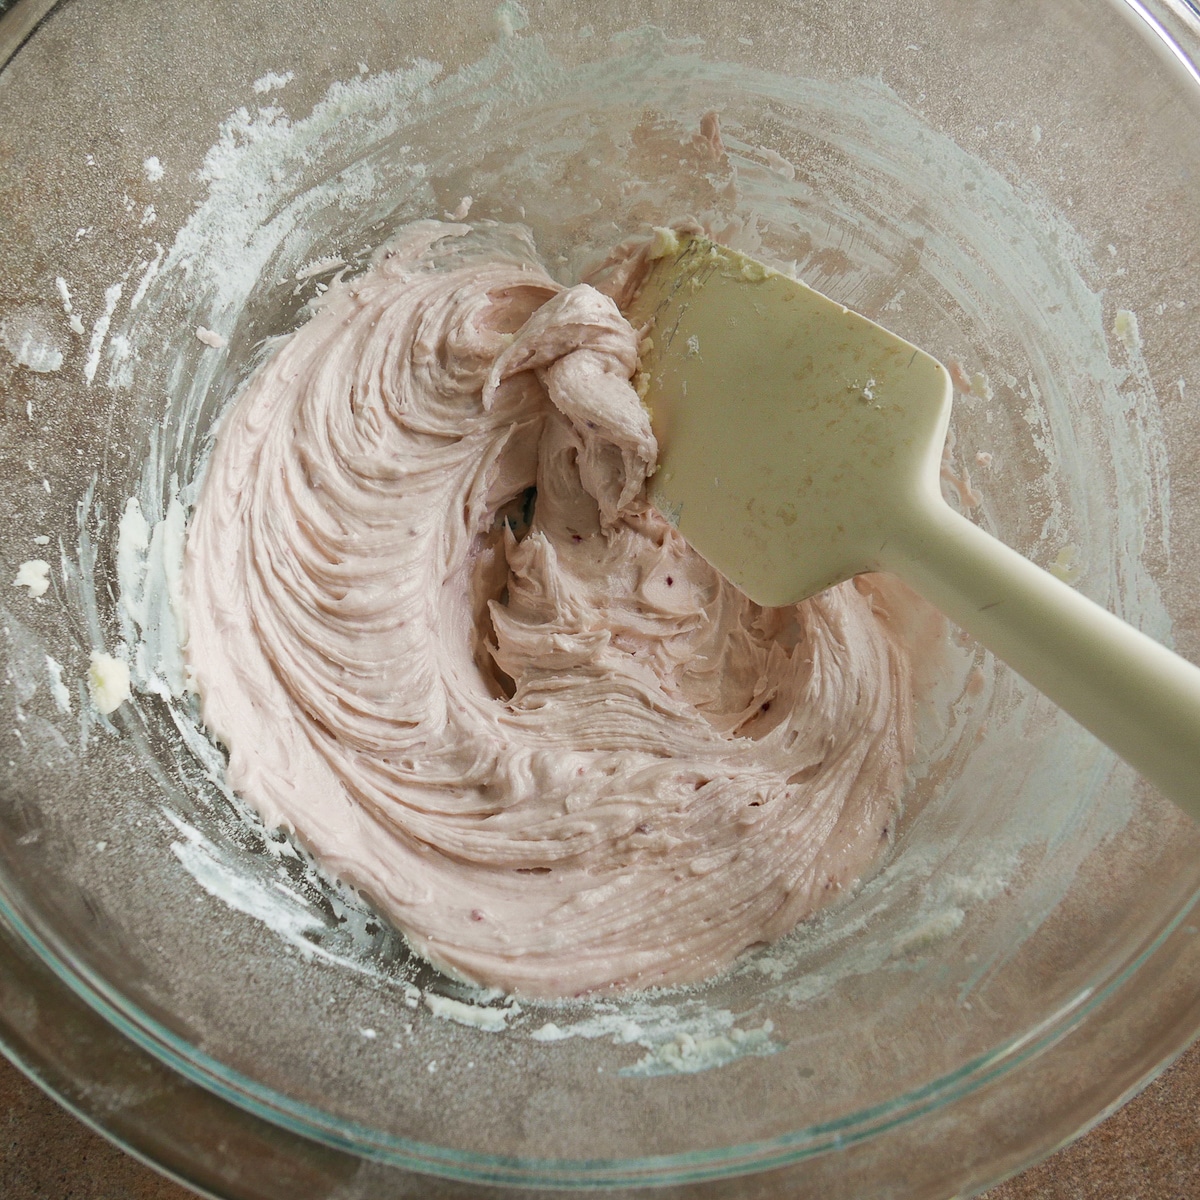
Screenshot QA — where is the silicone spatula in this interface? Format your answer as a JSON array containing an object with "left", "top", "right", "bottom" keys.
[{"left": 625, "top": 232, "right": 1200, "bottom": 819}]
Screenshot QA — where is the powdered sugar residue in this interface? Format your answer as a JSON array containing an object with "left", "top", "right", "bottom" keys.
[
  {"left": 84, "top": 282, "right": 123, "bottom": 384},
  {"left": 72, "top": 20, "right": 1170, "bottom": 1075},
  {"left": 1, "top": 308, "right": 64, "bottom": 373},
  {"left": 253, "top": 71, "right": 294, "bottom": 95},
  {"left": 12, "top": 560, "right": 50, "bottom": 597}
]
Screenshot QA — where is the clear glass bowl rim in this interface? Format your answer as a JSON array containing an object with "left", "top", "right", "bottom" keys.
[{"left": 4, "top": 0, "right": 1200, "bottom": 1190}]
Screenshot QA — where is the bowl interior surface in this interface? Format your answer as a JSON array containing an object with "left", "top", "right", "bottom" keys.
[{"left": 2, "top": 0, "right": 1200, "bottom": 1191}]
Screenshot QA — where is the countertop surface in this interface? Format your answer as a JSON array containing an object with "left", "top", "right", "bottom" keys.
[{"left": 2, "top": 1040, "right": 1198, "bottom": 1199}]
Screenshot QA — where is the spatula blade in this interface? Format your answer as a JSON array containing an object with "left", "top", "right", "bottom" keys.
[{"left": 627, "top": 234, "right": 953, "bottom": 607}]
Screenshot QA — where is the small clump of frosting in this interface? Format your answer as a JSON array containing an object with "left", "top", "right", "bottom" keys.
[{"left": 183, "top": 221, "right": 923, "bottom": 997}]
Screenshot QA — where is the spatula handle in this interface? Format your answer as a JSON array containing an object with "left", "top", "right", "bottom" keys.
[{"left": 882, "top": 497, "right": 1200, "bottom": 820}]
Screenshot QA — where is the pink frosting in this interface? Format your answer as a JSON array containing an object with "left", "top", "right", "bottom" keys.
[{"left": 183, "top": 222, "right": 923, "bottom": 997}]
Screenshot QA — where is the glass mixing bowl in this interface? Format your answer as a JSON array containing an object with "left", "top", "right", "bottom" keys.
[{"left": 3, "top": 0, "right": 1200, "bottom": 1196}]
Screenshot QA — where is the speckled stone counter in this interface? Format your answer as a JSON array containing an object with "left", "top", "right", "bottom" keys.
[{"left": 3, "top": 1040, "right": 1199, "bottom": 1198}]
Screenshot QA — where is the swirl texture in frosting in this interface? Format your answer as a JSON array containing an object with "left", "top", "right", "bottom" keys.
[{"left": 183, "top": 222, "right": 920, "bottom": 996}]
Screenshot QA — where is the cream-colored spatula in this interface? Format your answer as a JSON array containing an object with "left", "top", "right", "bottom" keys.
[{"left": 626, "top": 233, "right": 1200, "bottom": 819}]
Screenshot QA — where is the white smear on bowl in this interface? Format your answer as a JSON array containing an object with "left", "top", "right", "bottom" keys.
[
  {"left": 84, "top": 282, "right": 123, "bottom": 384},
  {"left": 1, "top": 308, "right": 64, "bottom": 373},
  {"left": 168, "top": 814, "right": 325, "bottom": 948},
  {"left": 163, "top": 810, "right": 419, "bottom": 983},
  {"left": 423, "top": 993, "right": 511, "bottom": 1032},
  {"left": 253, "top": 71, "right": 294, "bottom": 95},
  {"left": 87, "top": 650, "right": 130, "bottom": 714},
  {"left": 129, "top": 245, "right": 165, "bottom": 312},
  {"left": 194, "top": 326, "right": 227, "bottom": 349},
  {"left": 12, "top": 560, "right": 50, "bottom": 598},
  {"left": 45, "top": 655, "right": 72, "bottom": 714},
  {"left": 295, "top": 256, "right": 348, "bottom": 280},
  {"left": 528, "top": 1000, "right": 780, "bottom": 1076},
  {"left": 891, "top": 907, "right": 966, "bottom": 957},
  {"left": 625, "top": 1022, "right": 777, "bottom": 1077},
  {"left": 1114, "top": 308, "right": 1141, "bottom": 353},
  {"left": 116, "top": 493, "right": 188, "bottom": 700}
]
